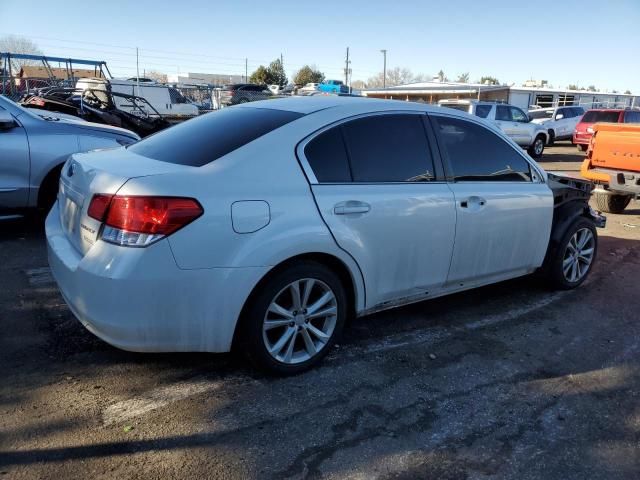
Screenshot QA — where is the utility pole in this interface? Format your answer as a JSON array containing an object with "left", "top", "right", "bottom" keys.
[
  {"left": 380, "top": 49, "right": 387, "bottom": 89},
  {"left": 344, "top": 47, "right": 350, "bottom": 86},
  {"left": 280, "top": 53, "right": 284, "bottom": 86},
  {"left": 245, "top": 58, "right": 248, "bottom": 82},
  {"left": 135, "top": 47, "right": 140, "bottom": 97}
]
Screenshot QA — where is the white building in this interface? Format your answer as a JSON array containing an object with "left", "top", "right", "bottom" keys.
[
  {"left": 363, "top": 81, "right": 638, "bottom": 110},
  {"left": 166, "top": 72, "right": 245, "bottom": 86}
]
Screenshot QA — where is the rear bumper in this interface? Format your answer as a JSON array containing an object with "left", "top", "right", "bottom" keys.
[
  {"left": 573, "top": 132, "right": 592, "bottom": 145},
  {"left": 46, "top": 202, "right": 268, "bottom": 353},
  {"left": 581, "top": 162, "right": 640, "bottom": 196}
]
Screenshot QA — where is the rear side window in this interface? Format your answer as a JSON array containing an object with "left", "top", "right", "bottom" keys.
[
  {"left": 624, "top": 111, "right": 640, "bottom": 123},
  {"left": 342, "top": 114, "right": 435, "bottom": 182},
  {"left": 581, "top": 111, "right": 621, "bottom": 123},
  {"left": 129, "top": 107, "right": 303, "bottom": 166},
  {"left": 495, "top": 106, "right": 511, "bottom": 121},
  {"left": 475, "top": 104, "right": 492, "bottom": 118},
  {"left": 304, "top": 127, "right": 351, "bottom": 182},
  {"left": 434, "top": 116, "right": 532, "bottom": 182}
]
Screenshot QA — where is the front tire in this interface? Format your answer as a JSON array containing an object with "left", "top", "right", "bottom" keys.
[
  {"left": 547, "top": 130, "right": 555, "bottom": 146},
  {"left": 545, "top": 217, "right": 597, "bottom": 290},
  {"left": 594, "top": 192, "right": 632, "bottom": 214},
  {"left": 528, "top": 135, "right": 546, "bottom": 159},
  {"left": 240, "top": 261, "right": 347, "bottom": 375}
]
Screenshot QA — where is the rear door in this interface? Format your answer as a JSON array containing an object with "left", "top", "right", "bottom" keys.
[
  {"left": 0, "top": 107, "right": 30, "bottom": 211},
  {"left": 430, "top": 114, "right": 553, "bottom": 286},
  {"left": 509, "top": 106, "right": 533, "bottom": 145},
  {"left": 300, "top": 112, "right": 457, "bottom": 308}
]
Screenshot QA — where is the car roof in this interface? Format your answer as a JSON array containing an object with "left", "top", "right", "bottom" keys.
[{"left": 234, "top": 96, "right": 448, "bottom": 115}]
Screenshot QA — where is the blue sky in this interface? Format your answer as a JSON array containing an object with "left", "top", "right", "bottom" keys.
[{"left": 2, "top": 0, "right": 639, "bottom": 92}]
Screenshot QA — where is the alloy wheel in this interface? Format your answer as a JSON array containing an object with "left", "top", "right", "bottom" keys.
[
  {"left": 262, "top": 278, "right": 338, "bottom": 364},
  {"left": 562, "top": 228, "right": 595, "bottom": 283},
  {"left": 534, "top": 138, "right": 544, "bottom": 155}
]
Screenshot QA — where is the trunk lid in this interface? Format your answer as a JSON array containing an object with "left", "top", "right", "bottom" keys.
[{"left": 58, "top": 147, "right": 188, "bottom": 255}]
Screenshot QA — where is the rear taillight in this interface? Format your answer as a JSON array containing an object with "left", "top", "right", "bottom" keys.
[{"left": 87, "top": 195, "right": 203, "bottom": 247}]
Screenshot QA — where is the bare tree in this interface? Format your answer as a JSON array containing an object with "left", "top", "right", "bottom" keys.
[
  {"left": 456, "top": 72, "right": 470, "bottom": 83},
  {"left": 145, "top": 70, "right": 168, "bottom": 83},
  {"left": 0, "top": 35, "right": 43, "bottom": 73},
  {"left": 366, "top": 67, "right": 427, "bottom": 88}
]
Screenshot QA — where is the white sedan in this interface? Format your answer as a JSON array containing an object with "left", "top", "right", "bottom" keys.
[{"left": 47, "top": 97, "right": 603, "bottom": 374}]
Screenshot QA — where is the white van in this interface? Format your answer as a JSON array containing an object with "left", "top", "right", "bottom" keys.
[{"left": 75, "top": 78, "right": 199, "bottom": 119}]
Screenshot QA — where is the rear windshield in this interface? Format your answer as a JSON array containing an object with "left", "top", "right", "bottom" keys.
[
  {"left": 581, "top": 111, "right": 620, "bottom": 123},
  {"left": 129, "top": 107, "right": 303, "bottom": 166}
]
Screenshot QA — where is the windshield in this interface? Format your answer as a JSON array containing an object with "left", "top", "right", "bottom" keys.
[
  {"left": 441, "top": 104, "right": 470, "bottom": 113},
  {"left": 528, "top": 110, "right": 553, "bottom": 120},
  {"left": 581, "top": 111, "right": 620, "bottom": 123}
]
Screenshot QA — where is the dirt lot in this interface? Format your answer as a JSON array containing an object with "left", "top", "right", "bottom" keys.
[{"left": 1, "top": 144, "right": 639, "bottom": 479}]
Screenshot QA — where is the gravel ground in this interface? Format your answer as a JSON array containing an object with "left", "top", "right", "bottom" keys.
[{"left": 1, "top": 144, "right": 639, "bottom": 479}]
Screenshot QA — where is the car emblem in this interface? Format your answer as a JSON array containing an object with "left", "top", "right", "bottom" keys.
[{"left": 67, "top": 162, "right": 76, "bottom": 177}]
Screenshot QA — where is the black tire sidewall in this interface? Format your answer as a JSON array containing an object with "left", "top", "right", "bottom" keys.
[
  {"left": 529, "top": 135, "right": 545, "bottom": 158},
  {"left": 548, "top": 217, "right": 598, "bottom": 290},
  {"left": 240, "top": 261, "right": 347, "bottom": 375}
]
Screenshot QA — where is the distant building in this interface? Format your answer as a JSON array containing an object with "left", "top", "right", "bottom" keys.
[
  {"left": 167, "top": 72, "right": 246, "bottom": 86},
  {"left": 16, "top": 65, "right": 104, "bottom": 87},
  {"left": 363, "top": 81, "right": 638, "bottom": 110},
  {"left": 523, "top": 79, "right": 549, "bottom": 88}
]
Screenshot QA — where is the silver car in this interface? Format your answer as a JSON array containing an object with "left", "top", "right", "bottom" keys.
[{"left": 0, "top": 95, "right": 140, "bottom": 219}]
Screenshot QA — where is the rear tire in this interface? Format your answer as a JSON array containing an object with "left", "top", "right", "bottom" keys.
[
  {"left": 544, "top": 217, "right": 597, "bottom": 290},
  {"left": 577, "top": 144, "right": 588, "bottom": 152},
  {"left": 239, "top": 261, "right": 347, "bottom": 375},
  {"left": 594, "top": 192, "right": 632, "bottom": 214},
  {"left": 528, "top": 135, "right": 546, "bottom": 159}
]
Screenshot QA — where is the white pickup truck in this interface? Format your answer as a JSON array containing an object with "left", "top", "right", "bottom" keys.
[
  {"left": 76, "top": 78, "right": 199, "bottom": 120},
  {"left": 439, "top": 99, "right": 549, "bottom": 158},
  {"left": 528, "top": 106, "right": 585, "bottom": 146}
]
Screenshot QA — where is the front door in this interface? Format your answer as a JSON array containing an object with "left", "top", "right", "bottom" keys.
[
  {"left": 431, "top": 114, "right": 553, "bottom": 286},
  {"left": 0, "top": 108, "right": 30, "bottom": 211},
  {"left": 300, "top": 112, "right": 457, "bottom": 308}
]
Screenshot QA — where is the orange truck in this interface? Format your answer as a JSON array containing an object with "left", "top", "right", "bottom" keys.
[{"left": 581, "top": 123, "right": 640, "bottom": 213}]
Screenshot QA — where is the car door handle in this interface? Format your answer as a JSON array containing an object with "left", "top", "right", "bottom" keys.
[
  {"left": 334, "top": 201, "right": 371, "bottom": 215},
  {"left": 460, "top": 196, "right": 486, "bottom": 208}
]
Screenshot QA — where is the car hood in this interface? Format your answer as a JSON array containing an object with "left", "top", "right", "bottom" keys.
[
  {"left": 530, "top": 118, "right": 550, "bottom": 125},
  {"left": 60, "top": 118, "right": 140, "bottom": 140}
]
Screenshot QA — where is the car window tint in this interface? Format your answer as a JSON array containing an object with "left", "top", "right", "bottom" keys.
[
  {"left": 582, "top": 111, "right": 621, "bottom": 123},
  {"left": 511, "top": 107, "right": 528, "bottom": 122},
  {"left": 495, "top": 106, "right": 511, "bottom": 121},
  {"left": 342, "top": 114, "right": 435, "bottom": 182},
  {"left": 624, "top": 111, "right": 640, "bottom": 123},
  {"left": 434, "top": 116, "right": 532, "bottom": 182},
  {"left": 475, "top": 104, "right": 492, "bottom": 118},
  {"left": 129, "top": 107, "right": 303, "bottom": 166},
  {"left": 304, "top": 127, "right": 351, "bottom": 182}
]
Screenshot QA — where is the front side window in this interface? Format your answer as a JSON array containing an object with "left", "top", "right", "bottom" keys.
[
  {"left": 495, "top": 106, "right": 511, "bottom": 121},
  {"left": 434, "top": 116, "right": 532, "bottom": 182},
  {"left": 510, "top": 107, "right": 528, "bottom": 122},
  {"left": 342, "top": 114, "right": 435, "bottom": 182}
]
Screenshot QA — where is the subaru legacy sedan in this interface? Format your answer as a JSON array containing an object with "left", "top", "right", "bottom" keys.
[{"left": 47, "top": 97, "right": 603, "bottom": 374}]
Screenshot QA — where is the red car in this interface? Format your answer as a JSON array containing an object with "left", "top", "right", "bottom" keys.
[{"left": 574, "top": 108, "right": 640, "bottom": 151}]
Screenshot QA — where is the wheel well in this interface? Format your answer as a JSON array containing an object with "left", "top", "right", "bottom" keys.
[
  {"left": 232, "top": 252, "right": 358, "bottom": 350},
  {"left": 37, "top": 163, "right": 64, "bottom": 209},
  {"left": 548, "top": 128, "right": 555, "bottom": 137}
]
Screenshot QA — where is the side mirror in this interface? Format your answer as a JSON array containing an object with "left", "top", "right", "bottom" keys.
[
  {"left": 0, "top": 111, "right": 16, "bottom": 130},
  {"left": 555, "top": 114, "right": 564, "bottom": 120}
]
